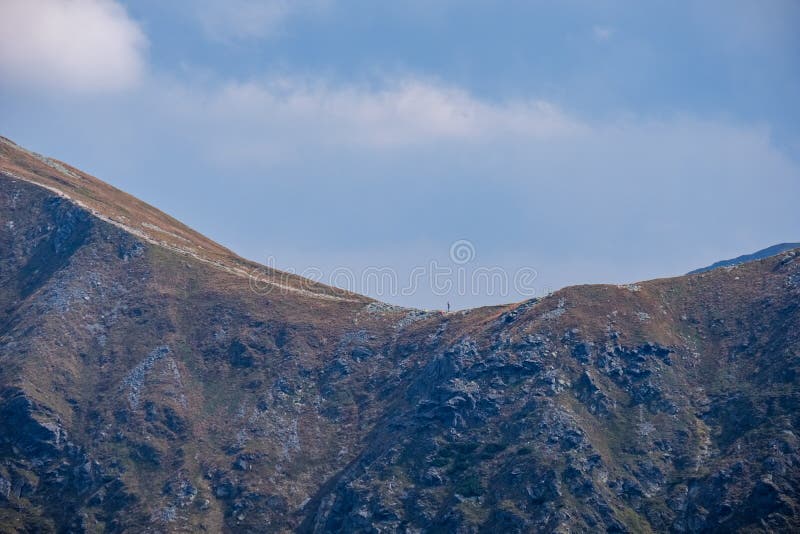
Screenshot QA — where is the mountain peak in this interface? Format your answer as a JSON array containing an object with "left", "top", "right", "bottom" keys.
[{"left": 688, "top": 242, "right": 800, "bottom": 274}]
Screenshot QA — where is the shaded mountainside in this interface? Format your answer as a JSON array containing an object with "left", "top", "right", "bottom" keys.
[
  {"left": 0, "top": 136, "right": 798, "bottom": 533},
  {"left": 688, "top": 243, "right": 800, "bottom": 275}
]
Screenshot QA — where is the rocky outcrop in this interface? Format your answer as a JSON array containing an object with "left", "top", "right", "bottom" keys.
[{"left": 0, "top": 388, "right": 138, "bottom": 532}]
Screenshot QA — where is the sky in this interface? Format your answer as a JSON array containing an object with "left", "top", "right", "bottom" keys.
[{"left": 1, "top": 0, "right": 798, "bottom": 309}]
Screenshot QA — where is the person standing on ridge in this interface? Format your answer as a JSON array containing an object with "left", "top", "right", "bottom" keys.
[{"left": 447, "top": 301, "right": 450, "bottom": 313}]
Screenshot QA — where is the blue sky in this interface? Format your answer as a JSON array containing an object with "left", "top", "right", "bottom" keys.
[{"left": 1, "top": 0, "right": 798, "bottom": 309}]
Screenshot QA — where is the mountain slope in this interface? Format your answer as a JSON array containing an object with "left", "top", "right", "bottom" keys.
[
  {"left": 0, "top": 136, "right": 361, "bottom": 302},
  {"left": 688, "top": 243, "right": 800, "bottom": 274},
  {"left": 0, "top": 138, "right": 798, "bottom": 533}
]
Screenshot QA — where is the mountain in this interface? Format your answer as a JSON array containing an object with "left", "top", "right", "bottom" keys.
[
  {"left": 1, "top": 135, "right": 799, "bottom": 533},
  {"left": 689, "top": 243, "right": 800, "bottom": 275}
]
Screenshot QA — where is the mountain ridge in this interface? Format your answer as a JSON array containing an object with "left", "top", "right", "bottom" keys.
[
  {"left": 5, "top": 135, "right": 793, "bottom": 312},
  {"left": 0, "top": 136, "right": 367, "bottom": 303},
  {"left": 1, "top": 137, "right": 798, "bottom": 532},
  {"left": 688, "top": 243, "right": 800, "bottom": 275}
]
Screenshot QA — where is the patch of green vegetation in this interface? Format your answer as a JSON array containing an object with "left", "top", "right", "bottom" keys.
[
  {"left": 74, "top": 185, "right": 96, "bottom": 200},
  {"left": 199, "top": 371, "right": 244, "bottom": 417},
  {"left": 448, "top": 456, "right": 473, "bottom": 475},
  {"left": 429, "top": 456, "right": 449, "bottom": 467},
  {"left": 456, "top": 497, "right": 490, "bottom": 526},
  {"left": 480, "top": 441, "right": 508, "bottom": 459},
  {"left": 615, "top": 505, "right": 654, "bottom": 534},
  {"left": 455, "top": 474, "right": 483, "bottom": 497},
  {"left": 436, "top": 441, "right": 482, "bottom": 475},
  {"left": 451, "top": 442, "right": 479, "bottom": 455},
  {"left": 0, "top": 507, "right": 55, "bottom": 534},
  {"left": 326, "top": 387, "right": 354, "bottom": 405},
  {"left": 437, "top": 447, "right": 455, "bottom": 458}
]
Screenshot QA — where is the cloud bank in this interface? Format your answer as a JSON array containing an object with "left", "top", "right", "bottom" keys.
[
  {"left": 168, "top": 77, "right": 583, "bottom": 154},
  {"left": 0, "top": 0, "right": 146, "bottom": 93}
]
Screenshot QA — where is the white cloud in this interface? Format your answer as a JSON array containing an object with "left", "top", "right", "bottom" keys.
[
  {"left": 192, "top": 0, "right": 328, "bottom": 41},
  {"left": 162, "top": 76, "right": 583, "bottom": 161},
  {"left": 0, "top": 0, "right": 147, "bottom": 93}
]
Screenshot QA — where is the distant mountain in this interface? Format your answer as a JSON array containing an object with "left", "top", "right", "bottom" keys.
[
  {"left": 1, "top": 135, "right": 799, "bottom": 532},
  {"left": 689, "top": 242, "right": 800, "bottom": 274}
]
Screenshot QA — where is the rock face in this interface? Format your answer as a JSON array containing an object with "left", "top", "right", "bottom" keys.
[{"left": 0, "top": 136, "right": 799, "bottom": 533}]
